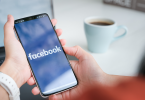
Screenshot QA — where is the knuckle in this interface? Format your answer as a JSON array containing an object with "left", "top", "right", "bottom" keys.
[
  {"left": 74, "top": 45, "right": 80, "bottom": 49},
  {"left": 74, "top": 45, "right": 80, "bottom": 57}
]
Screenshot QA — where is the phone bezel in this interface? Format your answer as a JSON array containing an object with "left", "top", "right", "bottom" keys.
[{"left": 14, "top": 13, "right": 78, "bottom": 97}]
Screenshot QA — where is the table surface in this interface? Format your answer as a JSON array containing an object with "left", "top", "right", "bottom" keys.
[{"left": 53, "top": 0, "right": 145, "bottom": 76}]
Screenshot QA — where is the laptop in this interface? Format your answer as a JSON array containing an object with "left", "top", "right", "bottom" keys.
[
  {"left": 0, "top": 47, "right": 5, "bottom": 65},
  {"left": 0, "top": 0, "right": 54, "bottom": 66}
]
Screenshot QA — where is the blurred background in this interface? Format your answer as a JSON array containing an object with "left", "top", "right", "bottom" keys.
[{"left": 0, "top": 0, "right": 145, "bottom": 100}]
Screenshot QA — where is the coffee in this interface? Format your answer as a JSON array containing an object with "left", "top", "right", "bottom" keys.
[
  {"left": 90, "top": 21, "right": 113, "bottom": 26},
  {"left": 84, "top": 17, "right": 128, "bottom": 53}
]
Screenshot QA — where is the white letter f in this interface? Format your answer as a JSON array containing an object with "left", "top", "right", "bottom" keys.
[{"left": 28, "top": 53, "right": 32, "bottom": 60}]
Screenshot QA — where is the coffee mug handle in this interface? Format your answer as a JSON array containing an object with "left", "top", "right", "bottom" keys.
[{"left": 112, "top": 25, "right": 128, "bottom": 42}]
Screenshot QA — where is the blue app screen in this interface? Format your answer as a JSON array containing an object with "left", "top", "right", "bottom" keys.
[{"left": 14, "top": 16, "right": 77, "bottom": 94}]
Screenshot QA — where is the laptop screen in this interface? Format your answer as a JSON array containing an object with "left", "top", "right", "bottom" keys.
[{"left": 0, "top": 0, "right": 54, "bottom": 47}]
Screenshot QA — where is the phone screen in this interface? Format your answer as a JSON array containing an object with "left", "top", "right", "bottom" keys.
[{"left": 14, "top": 14, "right": 78, "bottom": 96}]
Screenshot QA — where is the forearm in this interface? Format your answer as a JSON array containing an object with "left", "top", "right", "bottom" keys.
[
  {"left": 0, "top": 86, "right": 9, "bottom": 100},
  {"left": 104, "top": 73, "right": 134, "bottom": 86}
]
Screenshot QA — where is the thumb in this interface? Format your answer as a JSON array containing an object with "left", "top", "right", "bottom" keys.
[
  {"left": 4, "top": 15, "right": 16, "bottom": 42},
  {"left": 63, "top": 46, "right": 89, "bottom": 61}
]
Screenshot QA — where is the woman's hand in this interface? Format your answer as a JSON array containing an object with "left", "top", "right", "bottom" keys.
[
  {"left": 28, "top": 45, "right": 107, "bottom": 100},
  {"left": 0, "top": 15, "right": 66, "bottom": 88}
]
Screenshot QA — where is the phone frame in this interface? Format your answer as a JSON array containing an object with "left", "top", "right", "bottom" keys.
[{"left": 14, "top": 13, "right": 78, "bottom": 97}]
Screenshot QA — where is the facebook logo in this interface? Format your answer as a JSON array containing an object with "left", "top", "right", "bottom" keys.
[{"left": 28, "top": 46, "right": 61, "bottom": 60}]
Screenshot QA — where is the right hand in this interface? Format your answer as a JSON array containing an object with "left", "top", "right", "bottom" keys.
[{"left": 28, "top": 45, "right": 107, "bottom": 99}]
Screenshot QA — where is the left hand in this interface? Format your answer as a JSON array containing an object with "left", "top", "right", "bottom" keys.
[{"left": 0, "top": 15, "right": 66, "bottom": 88}]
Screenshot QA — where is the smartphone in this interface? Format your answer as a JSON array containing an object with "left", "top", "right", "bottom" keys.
[{"left": 14, "top": 13, "right": 78, "bottom": 97}]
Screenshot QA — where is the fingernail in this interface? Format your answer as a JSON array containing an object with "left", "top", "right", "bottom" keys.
[{"left": 7, "top": 15, "right": 10, "bottom": 21}]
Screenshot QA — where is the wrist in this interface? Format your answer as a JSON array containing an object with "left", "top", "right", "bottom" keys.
[
  {"left": 0, "top": 86, "right": 9, "bottom": 100},
  {"left": 0, "top": 59, "right": 23, "bottom": 88},
  {"left": 93, "top": 71, "right": 113, "bottom": 86}
]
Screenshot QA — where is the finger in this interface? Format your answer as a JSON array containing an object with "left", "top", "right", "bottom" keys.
[
  {"left": 32, "top": 87, "right": 40, "bottom": 95},
  {"left": 49, "top": 94, "right": 60, "bottom": 100},
  {"left": 69, "top": 60, "right": 80, "bottom": 82},
  {"left": 49, "top": 94, "right": 63, "bottom": 100},
  {"left": 50, "top": 89, "right": 78, "bottom": 100},
  {"left": 69, "top": 60, "right": 78, "bottom": 70},
  {"left": 63, "top": 46, "right": 89, "bottom": 60},
  {"left": 4, "top": 15, "right": 15, "bottom": 42},
  {"left": 51, "top": 19, "right": 57, "bottom": 26},
  {"left": 60, "top": 39, "right": 66, "bottom": 46},
  {"left": 55, "top": 29, "right": 62, "bottom": 37},
  {"left": 27, "top": 77, "right": 36, "bottom": 86}
]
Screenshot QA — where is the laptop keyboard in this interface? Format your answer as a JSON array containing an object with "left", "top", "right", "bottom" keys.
[{"left": 0, "top": 57, "right": 5, "bottom": 66}]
